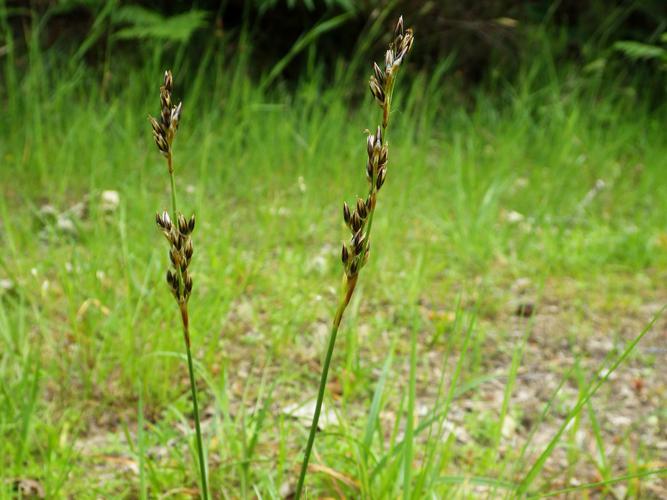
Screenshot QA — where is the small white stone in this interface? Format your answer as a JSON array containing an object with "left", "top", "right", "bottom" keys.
[{"left": 100, "top": 190, "right": 120, "bottom": 213}]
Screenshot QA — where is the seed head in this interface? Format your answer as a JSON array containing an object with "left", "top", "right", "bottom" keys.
[
  {"left": 169, "top": 247, "right": 179, "bottom": 267},
  {"left": 373, "top": 62, "right": 385, "bottom": 86},
  {"left": 170, "top": 102, "right": 182, "bottom": 132},
  {"left": 376, "top": 167, "right": 387, "bottom": 190},
  {"left": 149, "top": 116, "right": 164, "bottom": 137},
  {"left": 188, "top": 214, "right": 196, "bottom": 233},
  {"left": 351, "top": 211, "right": 362, "bottom": 232},
  {"left": 385, "top": 49, "right": 394, "bottom": 71},
  {"left": 369, "top": 76, "right": 385, "bottom": 105},
  {"left": 375, "top": 126, "right": 383, "bottom": 147},
  {"left": 395, "top": 16, "right": 404, "bottom": 37},
  {"left": 378, "top": 145, "right": 388, "bottom": 168},
  {"left": 178, "top": 213, "right": 189, "bottom": 235},
  {"left": 164, "top": 70, "right": 173, "bottom": 93},
  {"left": 356, "top": 197, "right": 367, "bottom": 219},
  {"left": 341, "top": 243, "right": 349, "bottom": 265},
  {"left": 343, "top": 202, "right": 351, "bottom": 226},
  {"left": 160, "top": 90, "right": 171, "bottom": 127},
  {"left": 367, "top": 133, "right": 376, "bottom": 157},
  {"left": 159, "top": 211, "right": 172, "bottom": 231},
  {"left": 169, "top": 231, "right": 179, "bottom": 249},
  {"left": 184, "top": 239, "right": 194, "bottom": 261},
  {"left": 353, "top": 231, "right": 366, "bottom": 255},
  {"left": 366, "top": 160, "right": 374, "bottom": 182}
]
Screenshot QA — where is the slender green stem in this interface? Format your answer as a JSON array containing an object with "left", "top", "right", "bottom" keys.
[
  {"left": 167, "top": 152, "right": 209, "bottom": 500},
  {"left": 294, "top": 292, "right": 351, "bottom": 499},
  {"left": 168, "top": 155, "right": 177, "bottom": 214},
  {"left": 183, "top": 310, "right": 209, "bottom": 500},
  {"left": 404, "top": 322, "right": 417, "bottom": 498}
]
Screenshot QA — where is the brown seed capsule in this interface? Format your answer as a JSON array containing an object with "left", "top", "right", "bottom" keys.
[
  {"left": 356, "top": 198, "right": 367, "bottom": 218},
  {"left": 341, "top": 243, "right": 349, "bottom": 264},
  {"left": 188, "top": 214, "right": 196, "bottom": 233},
  {"left": 178, "top": 213, "right": 188, "bottom": 234},
  {"left": 367, "top": 133, "right": 375, "bottom": 157},
  {"left": 354, "top": 238, "right": 365, "bottom": 256},
  {"left": 169, "top": 248, "right": 179, "bottom": 267},
  {"left": 184, "top": 239, "right": 194, "bottom": 260},
  {"left": 350, "top": 260, "right": 358, "bottom": 276},
  {"left": 170, "top": 102, "right": 182, "bottom": 131},
  {"left": 385, "top": 49, "right": 394, "bottom": 70},
  {"left": 351, "top": 212, "right": 362, "bottom": 232},
  {"left": 160, "top": 91, "right": 171, "bottom": 122},
  {"left": 365, "top": 196, "right": 372, "bottom": 212},
  {"left": 352, "top": 230, "right": 366, "bottom": 254},
  {"left": 185, "top": 275, "right": 193, "bottom": 294},
  {"left": 402, "top": 29, "right": 414, "bottom": 54},
  {"left": 149, "top": 116, "right": 164, "bottom": 137},
  {"left": 369, "top": 77, "right": 385, "bottom": 104},
  {"left": 366, "top": 160, "right": 374, "bottom": 182},
  {"left": 166, "top": 269, "right": 175, "bottom": 286},
  {"left": 376, "top": 167, "right": 387, "bottom": 190},
  {"left": 161, "top": 211, "right": 172, "bottom": 231},
  {"left": 343, "top": 202, "right": 351, "bottom": 226},
  {"left": 164, "top": 70, "right": 173, "bottom": 93},
  {"left": 395, "top": 16, "right": 404, "bottom": 37},
  {"left": 170, "top": 231, "right": 179, "bottom": 249},
  {"left": 154, "top": 134, "right": 169, "bottom": 155},
  {"left": 373, "top": 62, "right": 385, "bottom": 86},
  {"left": 352, "top": 229, "right": 363, "bottom": 247},
  {"left": 379, "top": 146, "right": 388, "bottom": 167}
]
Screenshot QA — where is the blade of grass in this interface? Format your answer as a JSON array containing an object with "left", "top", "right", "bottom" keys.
[
  {"left": 530, "top": 468, "right": 667, "bottom": 498},
  {"left": 261, "top": 12, "right": 353, "bottom": 91},
  {"left": 517, "top": 308, "right": 664, "bottom": 495}
]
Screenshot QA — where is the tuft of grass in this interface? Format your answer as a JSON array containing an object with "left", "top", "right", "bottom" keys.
[{"left": 1, "top": 6, "right": 666, "bottom": 497}]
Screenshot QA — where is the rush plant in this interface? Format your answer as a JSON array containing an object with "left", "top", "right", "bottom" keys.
[
  {"left": 294, "top": 17, "right": 414, "bottom": 498},
  {"left": 149, "top": 71, "right": 209, "bottom": 499}
]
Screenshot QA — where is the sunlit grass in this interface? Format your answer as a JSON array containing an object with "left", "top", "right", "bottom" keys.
[{"left": 1, "top": 22, "right": 666, "bottom": 497}]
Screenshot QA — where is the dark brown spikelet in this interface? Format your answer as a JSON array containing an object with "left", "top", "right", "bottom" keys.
[
  {"left": 338, "top": 17, "right": 413, "bottom": 280},
  {"left": 150, "top": 70, "right": 183, "bottom": 162},
  {"left": 150, "top": 70, "right": 197, "bottom": 303}
]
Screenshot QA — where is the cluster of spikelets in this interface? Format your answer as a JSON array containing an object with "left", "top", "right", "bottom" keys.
[
  {"left": 340, "top": 17, "right": 414, "bottom": 282},
  {"left": 156, "top": 211, "right": 195, "bottom": 301},
  {"left": 149, "top": 71, "right": 182, "bottom": 162},
  {"left": 150, "top": 71, "right": 196, "bottom": 304},
  {"left": 340, "top": 129, "right": 384, "bottom": 279},
  {"left": 369, "top": 16, "right": 414, "bottom": 128}
]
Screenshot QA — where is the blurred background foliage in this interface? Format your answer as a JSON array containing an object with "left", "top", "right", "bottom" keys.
[{"left": 2, "top": 0, "right": 665, "bottom": 100}]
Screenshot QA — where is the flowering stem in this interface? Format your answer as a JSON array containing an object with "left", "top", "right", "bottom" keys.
[
  {"left": 295, "top": 276, "right": 357, "bottom": 499},
  {"left": 167, "top": 153, "right": 209, "bottom": 500}
]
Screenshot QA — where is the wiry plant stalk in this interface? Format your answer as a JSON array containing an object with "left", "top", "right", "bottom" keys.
[
  {"left": 295, "top": 17, "right": 414, "bottom": 498},
  {"left": 150, "top": 70, "right": 209, "bottom": 500}
]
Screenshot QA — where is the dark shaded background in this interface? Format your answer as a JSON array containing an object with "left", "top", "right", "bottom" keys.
[{"left": 3, "top": 0, "right": 665, "bottom": 90}]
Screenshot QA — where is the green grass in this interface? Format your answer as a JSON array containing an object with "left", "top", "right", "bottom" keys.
[{"left": 1, "top": 22, "right": 667, "bottom": 498}]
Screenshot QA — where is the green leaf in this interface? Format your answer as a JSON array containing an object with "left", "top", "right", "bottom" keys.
[
  {"left": 613, "top": 40, "right": 666, "bottom": 61},
  {"left": 112, "top": 6, "right": 208, "bottom": 42}
]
